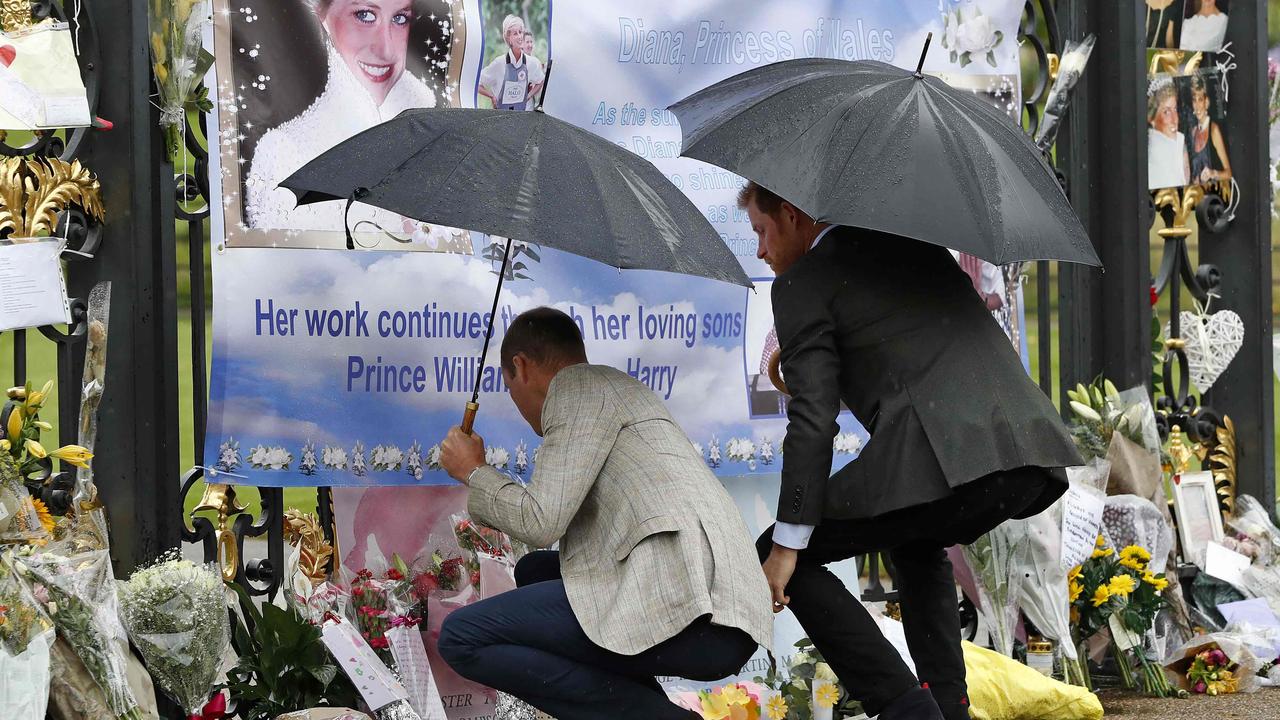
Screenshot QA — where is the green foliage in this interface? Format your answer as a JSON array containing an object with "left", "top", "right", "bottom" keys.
[
  {"left": 222, "top": 582, "right": 359, "bottom": 720},
  {"left": 754, "top": 638, "right": 863, "bottom": 720}
]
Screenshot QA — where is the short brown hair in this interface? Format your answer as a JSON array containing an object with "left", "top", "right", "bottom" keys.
[
  {"left": 500, "top": 307, "right": 587, "bottom": 373},
  {"left": 736, "top": 181, "right": 785, "bottom": 216}
]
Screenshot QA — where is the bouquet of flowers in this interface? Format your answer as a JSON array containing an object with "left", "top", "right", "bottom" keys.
[
  {"left": 1069, "top": 537, "right": 1176, "bottom": 697},
  {"left": 350, "top": 568, "right": 397, "bottom": 663},
  {"left": 672, "top": 682, "right": 768, "bottom": 720},
  {"left": 19, "top": 547, "right": 144, "bottom": 718},
  {"left": 117, "top": 555, "right": 229, "bottom": 716},
  {"left": 0, "top": 551, "right": 56, "bottom": 720},
  {"left": 0, "top": 452, "right": 51, "bottom": 546},
  {"left": 962, "top": 523, "right": 1021, "bottom": 657},
  {"left": 1007, "top": 511, "right": 1088, "bottom": 686},
  {"left": 754, "top": 638, "right": 862, "bottom": 720},
  {"left": 407, "top": 550, "right": 465, "bottom": 603},
  {"left": 1186, "top": 646, "right": 1238, "bottom": 695},
  {"left": 146, "top": 0, "right": 212, "bottom": 160},
  {"left": 1065, "top": 378, "right": 1157, "bottom": 462},
  {"left": 452, "top": 515, "right": 515, "bottom": 592}
]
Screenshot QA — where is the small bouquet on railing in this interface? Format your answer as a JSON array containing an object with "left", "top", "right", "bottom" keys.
[
  {"left": 146, "top": 0, "right": 213, "bottom": 160},
  {"left": 0, "top": 551, "right": 56, "bottom": 720},
  {"left": 117, "top": 554, "right": 229, "bottom": 718},
  {"left": 18, "top": 546, "right": 145, "bottom": 718},
  {"left": 1069, "top": 537, "right": 1178, "bottom": 697}
]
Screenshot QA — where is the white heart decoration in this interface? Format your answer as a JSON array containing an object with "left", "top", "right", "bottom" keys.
[{"left": 1166, "top": 309, "right": 1244, "bottom": 393}]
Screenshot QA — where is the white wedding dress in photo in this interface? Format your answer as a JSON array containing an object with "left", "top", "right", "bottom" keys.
[
  {"left": 244, "top": 43, "right": 466, "bottom": 251},
  {"left": 1179, "top": 13, "right": 1228, "bottom": 52}
]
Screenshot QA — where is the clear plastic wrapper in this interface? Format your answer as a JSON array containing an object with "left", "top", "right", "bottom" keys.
[
  {"left": 1165, "top": 632, "right": 1265, "bottom": 694},
  {"left": 1007, "top": 507, "right": 1085, "bottom": 683},
  {"left": 0, "top": 453, "right": 49, "bottom": 544},
  {"left": 117, "top": 556, "right": 229, "bottom": 715},
  {"left": 71, "top": 281, "right": 112, "bottom": 549},
  {"left": 962, "top": 523, "right": 1021, "bottom": 657},
  {"left": 0, "top": 552, "right": 56, "bottom": 720},
  {"left": 1227, "top": 494, "right": 1280, "bottom": 566},
  {"left": 1101, "top": 495, "right": 1175, "bottom": 579},
  {"left": 1034, "top": 34, "right": 1096, "bottom": 152},
  {"left": 1066, "top": 458, "right": 1111, "bottom": 494},
  {"left": 451, "top": 513, "right": 517, "bottom": 596},
  {"left": 19, "top": 547, "right": 143, "bottom": 719}
]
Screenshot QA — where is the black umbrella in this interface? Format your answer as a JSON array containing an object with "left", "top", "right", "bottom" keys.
[
  {"left": 281, "top": 79, "right": 750, "bottom": 431},
  {"left": 667, "top": 36, "right": 1100, "bottom": 267}
]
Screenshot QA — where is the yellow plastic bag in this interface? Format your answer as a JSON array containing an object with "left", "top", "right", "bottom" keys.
[{"left": 964, "top": 641, "right": 1103, "bottom": 720}]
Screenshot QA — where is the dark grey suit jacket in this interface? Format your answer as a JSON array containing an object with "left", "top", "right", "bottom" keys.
[{"left": 772, "top": 226, "right": 1081, "bottom": 524}]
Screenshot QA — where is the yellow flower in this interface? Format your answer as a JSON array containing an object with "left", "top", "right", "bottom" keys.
[
  {"left": 1095, "top": 535, "right": 1107, "bottom": 547},
  {"left": 1091, "top": 585, "right": 1112, "bottom": 607},
  {"left": 764, "top": 695, "right": 788, "bottom": 720},
  {"left": 30, "top": 498, "right": 55, "bottom": 534},
  {"left": 0, "top": 439, "right": 8, "bottom": 452},
  {"left": 1068, "top": 565, "right": 1082, "bottom": 583},
  {"left": 1107, "top": 574, "right": 1137, "bottom": 597},
  {"left": 815, "top": 682, "right": 839, "bottom": 709},
  {"left": 1069, "top": 578, "right": 1084, "bottom": 602},
  {"left": 1120, "top": 545, "right": 1151, "bottom": 563},
  {"left": 701, "top": 691, "right": 731, "bottom": 720},
  {"left": 720, "top": 685, "right": 750, "bottom": 706},
  {"left": 33, "top": 420, "right": 52, "bottom": 431},
  {"left": 6, "top": 406, "right": 22, "bottom": 443},
  {"left": 24, "top": 439, "right": 46, "bottom": 459},
  {"left": 1091, "top": 545, "right": 1114, "bottom": 559},
  {"left": 1142, "top": 571, "right": 1169, "bottom": 592},
  {"left": 49, "top": 445, "right": 93, "bottom": 469}
]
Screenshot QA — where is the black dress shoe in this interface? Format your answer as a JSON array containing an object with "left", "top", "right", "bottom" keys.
[{"left": 877, "top": 687, "right": 945, "bottom": 720}]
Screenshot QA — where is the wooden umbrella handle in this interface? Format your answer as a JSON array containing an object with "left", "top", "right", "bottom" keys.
[
  {"left": 461, "top": 401, "right": 479, "bottom": 434},
  {"left": 767, "top": 348, "right": 790, "bottom": 397}
]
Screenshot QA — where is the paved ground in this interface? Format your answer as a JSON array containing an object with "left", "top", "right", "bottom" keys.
[{"left": 1098, "top": 687, "right": 1280, "bottom": 718}]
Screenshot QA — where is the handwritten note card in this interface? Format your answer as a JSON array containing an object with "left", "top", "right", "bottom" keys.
[
  {"left": 320, "top": 616, "right": 409, "bottom": 712},
  {"left": 1060, "top": 484, "right": 1106, "bottom": 571}
]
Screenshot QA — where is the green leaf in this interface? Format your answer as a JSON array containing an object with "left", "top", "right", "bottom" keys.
[
  {"left": 959, "top": 52, "right": 973, "bottom": 68},
  {"left": 986, "top": 50, "right": 998, "bottom": 68}
]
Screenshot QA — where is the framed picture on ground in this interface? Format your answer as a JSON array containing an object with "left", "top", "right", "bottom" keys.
[{"left": 1173, "top": 470, "right": 1224, "bottom": 567}]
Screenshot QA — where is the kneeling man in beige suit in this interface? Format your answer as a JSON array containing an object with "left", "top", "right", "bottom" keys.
[{"left": 438, "top": 307, "right": 772, "bottom": 720}]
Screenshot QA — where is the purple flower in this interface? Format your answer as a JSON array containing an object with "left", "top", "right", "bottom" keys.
[{"left": 1194, "top": 681, "right": 1207, "bottom": 694}]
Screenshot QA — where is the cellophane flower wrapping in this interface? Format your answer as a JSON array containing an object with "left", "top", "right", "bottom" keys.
[
  {"left": 117, "top": 555, "right": 229, "bottom": 715},
  {"left": 19, "top": 547, "right": 143, "bottom": 719},
  {"left": 381, "top": 576, "right": 447, "bottom": 720},
  {"left": 1034, "top": 34, "right": 1095, "bottom": 152},
  {"left": 1227, "top": 494, "right": 1280, "bottom": 567},
  {"left": 146, "top": 0, "right": 211, "bottom": 159},
  {"left": 0, "top": 551, "right": 56, "bottom": 720},
  {"left": 963, "top": 523, "right": 1021, "bottom": 657},
  {"left": 1007, "top": 509, "right": 1080, "bottom": 680},
  {"left": 451, "top": 513, "right": 517, "bottom": 595}
]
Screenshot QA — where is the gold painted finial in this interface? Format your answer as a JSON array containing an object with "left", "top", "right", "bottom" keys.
[{"left": 195, "top": 483, "right": 247, "bottom": 582}]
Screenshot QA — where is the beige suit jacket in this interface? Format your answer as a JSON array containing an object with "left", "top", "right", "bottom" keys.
[{"left": 468, "top": 364, "right": 773, "bottom": 656}]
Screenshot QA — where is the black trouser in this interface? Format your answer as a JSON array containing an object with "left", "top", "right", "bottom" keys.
[
  {"left": 756, "top": 467, "right": 1053, "bottom": 720},
  {"left": 439, "top": 550, "right": 756, "bottom": 720}
]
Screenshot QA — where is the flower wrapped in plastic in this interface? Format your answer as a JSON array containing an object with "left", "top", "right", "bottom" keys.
[
  {"left": 18, "top": 546, "right": 143, "bottom": 719},
  {"left": 962, "top": 523, "right": 1021, "bottom": 657},
  {"left": 146, "top": 0, "right": 212, "bottom": 160},
  {"left": 1226, "top": 494, "right": 1280, "bottom": 566},
  {"left": 1007, "top": 508, "right": 1087, "bottom": 685},
  {"left": 0, "top": 551, "right": 56, "bottom": 720},
  {"left": 452, "top": 513, "right": 516, "bottom": 593},
  {"left": 1166, "top": 634, "right": 1264, "bottom": 695},
  {"left": 117, "top": 556, "right": 229, "bottom": 716}
]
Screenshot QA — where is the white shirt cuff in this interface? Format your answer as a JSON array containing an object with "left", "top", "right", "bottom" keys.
[{"left": 772, "top": 522, "right": 816, "bottom": 550}]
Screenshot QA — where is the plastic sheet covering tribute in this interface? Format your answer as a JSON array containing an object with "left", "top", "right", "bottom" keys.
[{"left": 205, "top": 0, "right": 1026, "bottom": 491}]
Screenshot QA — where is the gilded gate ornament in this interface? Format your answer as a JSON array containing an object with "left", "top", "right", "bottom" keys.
[
  {"left": 0, "top": 0, "right": 32, "bottom": 33},
  {"left": 0, "top": 156, "right": 104, "bottom": 238}
]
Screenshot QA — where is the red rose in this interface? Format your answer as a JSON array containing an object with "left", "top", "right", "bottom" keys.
[
  {"left": 1149, "top": 285, "right": 1159, "bottom": 307},
  {"left": 413, "top": 572, "right": 440, "bottom": 598},
  {"left": 385, "top": 568, "right": 404, "bottom": 581},
  {"left": 470, "top": 570, "right": 481, "bottom": 587}
]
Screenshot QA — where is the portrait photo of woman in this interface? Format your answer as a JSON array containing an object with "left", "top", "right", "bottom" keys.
[
  {"left": 475, "top": 1, "right": 549, "bottom": 111},
  {"left": 1147, "top": 79, "right": 1190, "bottom": 190},
  {"left": 1180, "top": 0, "right": 1228, "bottom": 53},
  {"left": 221, "top": 0, "right": 472, "bottom": 248},
  {"left": 1181, "top": 72, "right": 1231, "bottom": 187}
]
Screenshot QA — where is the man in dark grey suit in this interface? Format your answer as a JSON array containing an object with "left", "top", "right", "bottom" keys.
[{"left": 741, "top": 182, "right": 1082, "bottom": 720}]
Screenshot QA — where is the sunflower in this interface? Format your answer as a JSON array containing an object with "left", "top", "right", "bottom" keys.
[{"left": 30, "top": 498, "right": 55, "bottom": 534}]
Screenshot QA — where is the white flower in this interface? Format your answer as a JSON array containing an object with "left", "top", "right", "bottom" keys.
[
  {"left": 486, "top": 446, "right": 510, "bottom": 469},
  {"left": 954, "top": 8, "right": 999, "bottom": 55},
  {"left": 322, "top": 446, "right": 348, "bottom": 469},
  {"left": 383, "top": 446, "right": 403, "bottom": 469},
  {"left": 725, "top": 437, "right": 757, "bottom": 462},
  {"left": 426, "top": 444, "right": 442, "bottom": 470},
  {"left": 216, "top": 437, "right": 241, "bottom": 471},
  {"left": 707, "top": 437, "right": 722, "bottom": 468},
  {"left": 248, "top": 444, "right": 269, "bottom": 467},
  {"left": 942, "top": 11, "right": 957, "bottom": 50},
  {"left": 759, "top": 438, "right": 775, "bottom": 465},
  {"left": 833, "top": 432, "right": 863, "bottom": 455},
  {"left": 514, "top": 440, "right": 529, "bottom": 475}
]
